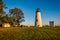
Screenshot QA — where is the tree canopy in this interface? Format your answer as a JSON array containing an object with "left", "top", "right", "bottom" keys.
[
  {"left": 0, "top": 0, "right": 25, "bottom": 27},
  {"left": 9, "top": 8, "right": 24, "bottom": 26}
]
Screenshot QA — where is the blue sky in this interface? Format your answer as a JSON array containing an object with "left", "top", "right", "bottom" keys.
[{"left": 3, "top": 0, "right": 60, "bottom": 26}]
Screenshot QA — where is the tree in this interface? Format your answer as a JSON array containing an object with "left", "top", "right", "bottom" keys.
[
  {"left": 0, "top": 0, "right": 5, "bottom": 17},
  {"left": 1, "top": 14, "right": 13, "bottom": 25},
  {"left": 9, "top": 8, "right": 24, "bottom": 26},
  {"left": 0, "top": 0, "right": 6, "bottom": 26}
]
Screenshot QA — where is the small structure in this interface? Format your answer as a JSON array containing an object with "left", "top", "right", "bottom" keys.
[
  {"left": 49, "top": 21, "right": 54, "bottom": 27},
  {"left": 3, "top": 23, "right": 11, "bottom": 27}
]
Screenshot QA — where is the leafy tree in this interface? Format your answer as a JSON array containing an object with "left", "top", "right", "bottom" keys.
[
  {"left": 0, "top": 0, "right": 5, "bottom": 26},
  {"left": 2, "top": 14, "right": 13, "bottom": 25},
  {"left": 0, "top": 0, "right": 5, "bottom": 17},
  {"left": 0, "top": 0, "right": 24, "bottom": 27},
  {"left": 0, "top": 0, "right": 7, "bottom": 17},
  {"left": 9, "top": 8, "right": 24, "bottom": 26}
]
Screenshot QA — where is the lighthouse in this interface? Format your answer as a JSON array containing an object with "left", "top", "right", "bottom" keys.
[{"left": 35, "top": 8, "right": 42, "bottom": 27}]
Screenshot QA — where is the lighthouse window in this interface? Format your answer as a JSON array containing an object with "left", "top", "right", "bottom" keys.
[{"left": 36, "top": 19, "right": 38, "bottom": 22}]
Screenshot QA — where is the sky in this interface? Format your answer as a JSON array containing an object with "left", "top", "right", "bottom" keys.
[{"left": 3, "top": 0, "right": 60, "bottom": 26}]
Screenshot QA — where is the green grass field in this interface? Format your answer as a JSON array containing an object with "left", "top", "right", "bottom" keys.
[{"left": 0, "top": 27, "right": 60, "bottom": 40}]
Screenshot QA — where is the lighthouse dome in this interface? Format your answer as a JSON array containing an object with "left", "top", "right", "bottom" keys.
[{"left": 36, "top": 8, "right": 40, "bottom": 12}]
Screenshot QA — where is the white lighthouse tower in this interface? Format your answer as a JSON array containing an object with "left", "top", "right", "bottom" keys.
[{"left": 35, "top": 8, "right": 42, "bottom": 27}]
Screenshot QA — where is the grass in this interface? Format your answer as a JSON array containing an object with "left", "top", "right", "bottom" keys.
[{"left": 0, "top": 27, "right": 60, "bottom": 40}]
